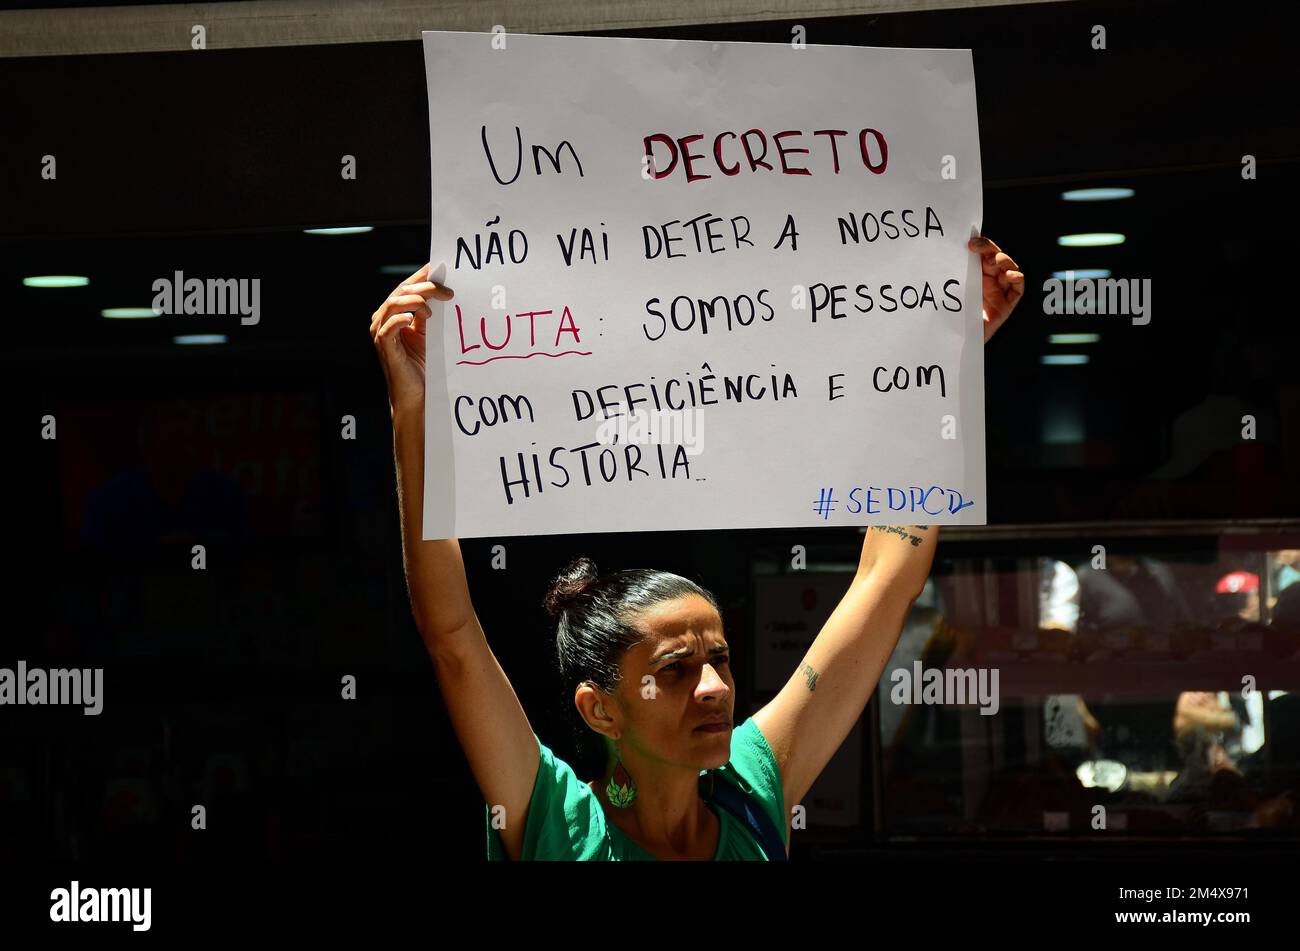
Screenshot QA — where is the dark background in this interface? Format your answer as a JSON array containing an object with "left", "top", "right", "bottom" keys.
[{"left": 0, "top": 0, "right": 1297, "bottom": 867}]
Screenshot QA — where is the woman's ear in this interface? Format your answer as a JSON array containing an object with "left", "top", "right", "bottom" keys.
[{"left": 575, "top": 681, "right": 620, "bottom": 739}]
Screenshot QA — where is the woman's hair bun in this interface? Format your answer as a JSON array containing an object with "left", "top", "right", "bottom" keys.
[{"left": 544, "top": 556, "right": 599, "bottom": 618}]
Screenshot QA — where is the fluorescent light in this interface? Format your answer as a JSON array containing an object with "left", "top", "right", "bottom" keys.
[
  {"left": 1051, "top": 269, "right": 1112, "bottom": 280},
  {"left": 303, "top": 226, "right": 373, "bottom": 235},
  {"left": 380, "top": 264, "right": 425, "bottom": 275},
  {"left": 23, "top": 275, "right": 89, "bottom": 287},
  {"left": 102, "top": 307, "right": 160, "bottom": 319},
  {"left": 1041, "top": 395, "right": 1085, "bottom": 445},
  {"left": 173, "top": 334, "right": 227, "bottom": 345},
  {"left": 1061, "top": 187, "right": 1134, "bottom": 201},
  {"left": 1057, "top": 233, "right": 1125, "bottom": 247},
  {"left": 1049, "top": 333, "right": 1100, "bottom": 344},
  {"left": 1041, "top": 354, "right": 1089, "bottom": 366}
]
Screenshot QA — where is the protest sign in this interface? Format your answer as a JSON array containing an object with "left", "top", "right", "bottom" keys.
[{"left": 421, "top": 30, "right": 985, "bottom": 539}]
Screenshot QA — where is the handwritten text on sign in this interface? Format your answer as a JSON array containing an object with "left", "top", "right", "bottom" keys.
[{"left": 420, "top": 31, "right": 986, "bottom": 539}]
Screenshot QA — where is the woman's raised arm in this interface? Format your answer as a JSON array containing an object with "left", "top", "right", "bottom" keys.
[
  {"left": 752, "top": 526, "right": 940, "bottom": 813},
  {"left": 753, "top": 233, "right": 1024, "bottom": 816},
  {"left": 374, "top": 267, "right": 541, "bottom": 860}
]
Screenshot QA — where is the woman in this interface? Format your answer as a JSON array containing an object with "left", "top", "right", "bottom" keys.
[{"left": 370, "top": 235, "right": 1024, "bottom": 860}]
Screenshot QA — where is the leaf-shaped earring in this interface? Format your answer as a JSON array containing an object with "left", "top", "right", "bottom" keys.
[{"left": 605, "top": 741, "right": 637, "bottom": 808}]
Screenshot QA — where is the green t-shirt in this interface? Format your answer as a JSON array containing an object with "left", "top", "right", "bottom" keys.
[{"left": 486, "top": 715, "right": 788, "bottom": 860}]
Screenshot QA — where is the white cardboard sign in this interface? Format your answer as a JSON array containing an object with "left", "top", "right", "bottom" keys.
[{"left": 421, "top": 30, "right": 985, "bottom": 539}]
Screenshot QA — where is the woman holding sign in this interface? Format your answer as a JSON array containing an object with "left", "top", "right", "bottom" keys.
[{"left": 370, "top": 235, "right": 1022, "bottom": 860}]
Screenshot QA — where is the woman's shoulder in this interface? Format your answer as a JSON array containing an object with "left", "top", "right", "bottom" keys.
[
  {"left": 486, "top": 734, "right": 618, "bottom": 860},
  {"left": 722, "top": 716, "right": 781, "bottom": 788},
  {"left": 711, "top": 715, "right": 788, "bottom": 850}
]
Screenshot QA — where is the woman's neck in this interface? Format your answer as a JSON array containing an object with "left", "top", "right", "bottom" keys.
[{"left": 589, "top": 759, "right": 718, "bottom": 859}]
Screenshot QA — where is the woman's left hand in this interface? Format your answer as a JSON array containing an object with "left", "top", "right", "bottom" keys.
[{"left": 968, "top": 235, "right": 1024, "bottom": 343}]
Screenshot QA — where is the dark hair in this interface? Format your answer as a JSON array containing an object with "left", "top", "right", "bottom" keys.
[{"left": 543, "top": 556, "right": 720, "bottom": 766}]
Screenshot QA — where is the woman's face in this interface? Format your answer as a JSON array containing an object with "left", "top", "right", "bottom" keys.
[{"left": 610, "top": 593, "right": 735, "bottom": 770}]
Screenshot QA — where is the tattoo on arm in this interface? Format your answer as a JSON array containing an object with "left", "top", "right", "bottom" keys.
[
  {"left": 797, "top": 662, "right": 819, "bottom": 692},
  {"left": 870, "top": 525, "right": 927, "bottom": 547}
]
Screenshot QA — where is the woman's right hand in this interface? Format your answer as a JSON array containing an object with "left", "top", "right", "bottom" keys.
[{"left": 370, "top": 263, "right": 455, "bottom": 414}]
